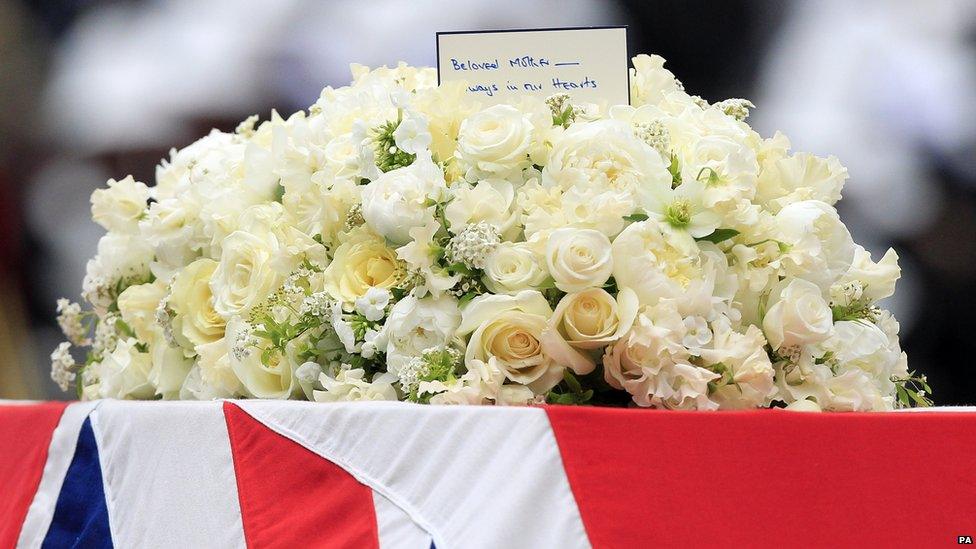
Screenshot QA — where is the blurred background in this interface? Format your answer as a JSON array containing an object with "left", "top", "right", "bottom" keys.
[{"left": 1, "top": 0, "right": 974, "bottom": 402}]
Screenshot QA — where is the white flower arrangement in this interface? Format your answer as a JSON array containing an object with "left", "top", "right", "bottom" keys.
[{"left": 51, "top": 55, "right": 931, "bottom": 411}]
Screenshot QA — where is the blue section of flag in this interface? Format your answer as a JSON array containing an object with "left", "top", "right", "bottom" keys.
[{"left": 42, "top": 417, "right": 112, "bottom": 548}]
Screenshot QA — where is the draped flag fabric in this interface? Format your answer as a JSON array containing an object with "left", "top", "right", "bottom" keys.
[{"left": 2, "top": 401, "right": 976, "bottom": 548}]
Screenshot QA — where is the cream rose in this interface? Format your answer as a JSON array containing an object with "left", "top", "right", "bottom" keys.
[
  {"left": 541, "top": 287, "right": 638, "bottom": 374},
  {"left": 169, "top": 258, "right": 225, "bottom": 347},
  {"left": 457, "top": 290, "right": 561, "bottom": 391},
  {"left": 322, "top": 228, "right": 401, "bottom": 304},
  {"left": 762, "top": 279, "right": 833, "bottom": 350},
  {"left": 117, "top": 280, "right": 167, "bottom": 343},
  {"left": 483, "top": 242, "right": 548, "bottom": 295},
  {"left": 211, "top": 230, "right": 285, "bottom": 320},
  {"left": 546, "top": 228, "right": 613, "bottom": 293},
  {"left": 455, "top": 104, "right": 534, "bottom": 174}
]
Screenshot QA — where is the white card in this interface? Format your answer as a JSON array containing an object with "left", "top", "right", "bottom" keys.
[{"left": 437, "top": 27, "right": 629, "bottom": 106}]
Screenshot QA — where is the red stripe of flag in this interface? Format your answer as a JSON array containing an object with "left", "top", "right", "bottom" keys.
[
  {"left": 546, "top": 406, "right": 976, "bottom": 548},
  {"left": 0, "top": 402, "right": 69, "bottom": 548},
  {"left": 223, "top": 402, "right": 380, "bottom": 549}
]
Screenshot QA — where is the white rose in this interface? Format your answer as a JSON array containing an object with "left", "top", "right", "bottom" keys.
[
  {"left": 382, "top": 294, "right": 462, "bottom": 373},
  {"left": 546, "top": 228, "right": 613, "bottom": 293},
  {"left": 540, "top": 288, "right": 638, "bottom": 374},
  {"left": 483, "top": 242, "right": 548, "bottom": 295},
  {"left": 361, "top": 159, "right": 445, "bottom": 245},
  {"left": 211, "top": 230, "right": 285, "bottom": 320},
  {"left": 445, "top": 179, "right": 518, "bottom": 238},
  {"left": 91, "top": 176, "right": 151, "bottom": 234},
  {"left": 611, "top": 220, "right": 703, "bottom": 306},
  {"left": 776, "top": 200, "right": 855, "bottom": 290},
  {"left": 169, "top": 258, "right": 226, "bottom": 347},
  {"left": 762, "top": 279, "right": 833, "bottom": 350},
  {"left": 458, "top": 290, "right": 561, "bottom": 391},
  {"left": 455, "top": 104, "right": 534, "bottom": 175}
]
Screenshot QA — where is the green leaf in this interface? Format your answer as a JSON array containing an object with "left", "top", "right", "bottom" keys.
[
  {"left": 622, "top": 212, "right": 649, "bottom": 223},
  {"left": 563, "top": 370, "right": 583, "bottom": 394},
  {"left": 696, "top": 228, "right": 740, "bottom": 244}
]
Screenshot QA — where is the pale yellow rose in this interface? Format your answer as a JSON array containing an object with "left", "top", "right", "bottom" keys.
[
  {"left": 458, "top": 290, "right": 562, "bottom": 392},
  {"left": 323, "top": 228, "right": 401, "bottom": 303},
  {"left": 170, "top": 258, "right": 225, "bottom": 347}
]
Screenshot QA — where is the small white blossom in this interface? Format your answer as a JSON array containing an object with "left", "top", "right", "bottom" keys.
[
  {"left": 445, "top": 222, "right": 501, "bottom": 270},
  {"left": 56, "top": 298, "right": 90, "bottom": 346},
  {"left": 231, "top": 322, "right": 258, "bottom": 362},
  {"left": 295, "top": 361, "right": 323, "bottom": 384},
  {"left": 50, "top": 342, "right": 76, "bottom": 392},
  {"left": 355, "top": 287, "right": 392, "bottom": 322}
]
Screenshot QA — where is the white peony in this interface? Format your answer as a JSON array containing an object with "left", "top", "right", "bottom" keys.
[
  {"left": 361, "top": 157, "right": 446, "bottom": 245},
  {"left": 89, "top": 338, "right": 155, "bottom": 400},
  {"left": 611, "top": 220, "right": 703, "bottom": 307},
  {"left": 382, "top": 294, "right": 461, "bottom": 373},
  {"left": 776, "top": 200, "right": 856, "bottom": 290}
]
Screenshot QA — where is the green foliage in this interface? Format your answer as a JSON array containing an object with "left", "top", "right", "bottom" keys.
[
  {"left": 622, "top": 212, "right": 649, "bottom": 223},
  {"left": 373, "top": 112, "right": 416, "bottom": 172},
  {"left": 696, "top": 228, "right": 740, "bottom": 244},
  {"left": 893, "top": 371, "right": 933, "bottom": 408}
]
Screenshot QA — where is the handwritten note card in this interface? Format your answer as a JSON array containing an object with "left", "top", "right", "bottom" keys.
[{"left": 437, "top": 27, "right": 629, "bottom": 105}]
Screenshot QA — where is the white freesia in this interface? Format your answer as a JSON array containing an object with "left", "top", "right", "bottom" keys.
[{"left": 545, "top": 228, "right": 613, "bottom": 293}]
